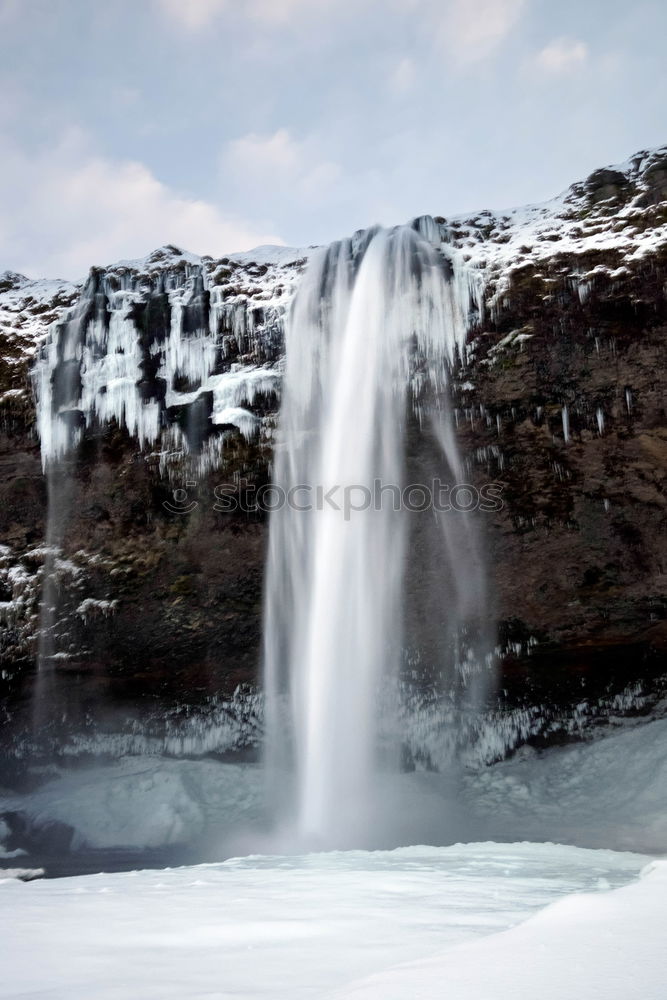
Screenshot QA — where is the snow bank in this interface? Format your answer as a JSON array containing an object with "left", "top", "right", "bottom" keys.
[
  {"left": 0, "top": 757, "right": 263, "bottom": 850},
  {"left": 0, "top": 866, "right": 44, "bottom": 882},
  {"left": 464, "top": 716, "right": 667, "bottom": 853},
  {"left": 24, "top": 760, "right": 204, "bottom": 850},
  {"left": 332, "top": 859, "right": 667, "bottom": 1000}
]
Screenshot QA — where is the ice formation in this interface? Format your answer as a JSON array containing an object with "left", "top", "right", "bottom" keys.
[{"left": 32, "top": 248, "right": 306, "bottom": 471}]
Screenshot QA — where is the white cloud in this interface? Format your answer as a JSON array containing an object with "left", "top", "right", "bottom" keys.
[
  {"left": 0, "top": 129, "right": 283, "bottom": 279},
  {"left": 154, "top": 0, "right": 228, "bottom": 31},
  {"left": 155, "top": 0, "right": 340, "bottom": 30},
  {"left": 223, "top": 128, "right": 341, "bottom": 204},
  {"left": 534, "top": 37, "right": 589, "bottom": 74},
  {"left": 250, "top": 0, "right": 334, "bottom": 22},
  {"left": 227, "top": 128, "right": 302, "bottom": 175},
  {"left": 435, "top": 0, "right": 528, "bottom": 63},
  {"left": 390, "top": 57, "right": 417, "bottom": 95}
]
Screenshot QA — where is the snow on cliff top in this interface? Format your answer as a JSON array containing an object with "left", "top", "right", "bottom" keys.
[
  {"left": 442, "top": 143, "right": 667, "bottom": 294},
  {"left": 227, "top": 243, "right": 313, "bottom": 267},
  {"left": 0, "top": 272, "right": 79, "bottom": 367},
  {"left": 1, "top": 142, "right": 665, "bottom": 365},
  {"left": 106, "top": 241, "right": 312, "bottom": 276}
]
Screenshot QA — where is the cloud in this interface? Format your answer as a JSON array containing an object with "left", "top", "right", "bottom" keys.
[
  {"left": 435, "top": 0, "right": 528, "bottom": 63},
  {"left": 222, "top": 128, "right": 341, "bottom": 204},
  {"left": 249, "top": 0, "right": 336, "bottom": 22},
  {"left": 154, "top": 0, "right": 228, "bottom": 31},
  {"left": 154, "top": 0, "right": 341, "bottom": 30},
  {"left": 0, "top": 129, "right": 283, "bottom": 279},
  {"left": 534, "top": 37, "right": 589, "bottom": 74},
  {"left": 390, "top": 57, "right": 417, "bottom": 95}
]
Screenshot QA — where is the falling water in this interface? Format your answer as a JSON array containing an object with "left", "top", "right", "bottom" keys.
[
  {"left": 33, "top": 293, "right": 93, "bottom": 735},
  {"left": 263, "top": 220, "right": 489, "bottom": 847}
]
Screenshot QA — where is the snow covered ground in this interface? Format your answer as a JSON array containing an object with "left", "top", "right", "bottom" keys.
[
  {"left": 0, "top": 842, "right": 659, "bottom": 1000},
  {"left": 330, "top": 855, "right": 667, "bottom": 1000},
  {"left": 1, "top": 719, "right": 665, "bottom": 997}
]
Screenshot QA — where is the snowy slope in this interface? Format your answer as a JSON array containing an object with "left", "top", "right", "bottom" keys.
[
  {"left": 331, "top": 857, "right": 667, "bottom": 1000},
  {"left": 0, "top": 271, "right": 79, "bottom": 406},
  {"left": 441, "top": 144, "right": 667, "bottom": 303},
  {"left": 0, "top": 843, "right": 651, "bottom": 1000},
  {"left": 463, "top": 714, "right": 667, "bottom": 853}
]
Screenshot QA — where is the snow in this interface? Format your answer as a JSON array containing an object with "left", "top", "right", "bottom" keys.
[
  {"left": 111, "top": 245, "right": 205, "bottom": 273},
  {"left": 0, "top": 842, "right": 654, "bottom": 1000},
  {"left": 0, "top": 273, "right": 79, "bottom": 403},
  {"left": 331, "top": 858, "right": 667, "bottom": 1000},
  {"left": 210, "top": 405, "right": 259, "bottom": 437},
  {"left": 0, "top": 866, "right": 44, "bottom": 881},
  {"left": 108, "top": 243, "right": 311, "bottom": 274},
  {"left": 75, "top": 598, "right": 118, "bottom": 620},
  {"left": 227, "top": 244, "right": 312, "bottom": 267},
  {"left": 4, "top": 145, "right": 666, "bottom": 995},
  {"left": 463, "top": 716, "right": 667, "bottom": 854},
  {"left": 0, "top": 276, "right": 78, "bottom": 329},
  {"left": 437, "top": 144, "right": 667, "bottom": 306}
]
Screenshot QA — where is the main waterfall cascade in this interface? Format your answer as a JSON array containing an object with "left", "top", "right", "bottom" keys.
[
  {"left": 263, "top": 219, "right": 491, "bottom": 848},
  {"left": 30, "top": 220, "right": 494, "bottom": 843}
]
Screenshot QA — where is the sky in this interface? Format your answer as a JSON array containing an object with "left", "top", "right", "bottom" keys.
[{"left": 0, "top": 0, "right": 665, "bottom": 279}]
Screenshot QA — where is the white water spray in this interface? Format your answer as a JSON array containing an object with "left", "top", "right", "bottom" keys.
[{"left": 263, "top": 220, "right": 489, "bottom": 847}]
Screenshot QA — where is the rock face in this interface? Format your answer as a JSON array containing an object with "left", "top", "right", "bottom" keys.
[{"left": 1, "top": 146, "right": 666, "bottom": 760}]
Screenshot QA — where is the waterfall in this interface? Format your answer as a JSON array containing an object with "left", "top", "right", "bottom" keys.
[
  {"left": 32, "top": 292, "right": 93, "bottom": 735},
  {"left": 263, "top": 220, "right": 490, "bottom": 848}
]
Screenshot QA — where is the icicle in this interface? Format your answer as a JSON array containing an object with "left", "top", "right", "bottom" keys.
[
  {"left": 596, "top": 408, "right": 605, "bottom": 435},
  {"left": 562, "top": 406, "right": 570, "bottom": 443},
  {"left": 33, "top": 262, "right": 284, "bottom": 470}
]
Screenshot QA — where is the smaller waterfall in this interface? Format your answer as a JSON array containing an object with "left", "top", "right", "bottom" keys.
[
  {"left": 30, "top": 250, "right": 292, "bottom": 743},
  {"left": 33, "top": 292, "right": 93, "bottom": 735},
  {"left": 263, "top": 219, "right": 489, "bottom": 848}
]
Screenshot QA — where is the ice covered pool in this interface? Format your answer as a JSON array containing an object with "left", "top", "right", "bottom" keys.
[{"left": 0, "top": 842, "right": 652, "bottom": 1000}]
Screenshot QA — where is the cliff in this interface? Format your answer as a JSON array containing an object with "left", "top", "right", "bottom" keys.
[{"left": 1, "top": 145, "right": 666, "bottom": 762}]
